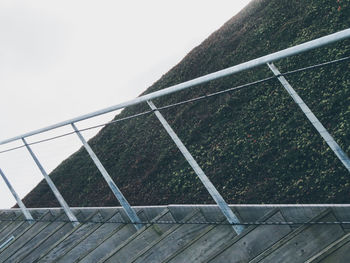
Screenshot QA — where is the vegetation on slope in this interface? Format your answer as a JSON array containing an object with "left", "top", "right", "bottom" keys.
[{"left": 23, "top": 0, "right": 350, "bottom": 207}]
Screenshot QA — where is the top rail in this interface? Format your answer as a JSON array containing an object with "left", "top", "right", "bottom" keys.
[{"left": 1, "top": 28, "right": 350, "bottom": 145}]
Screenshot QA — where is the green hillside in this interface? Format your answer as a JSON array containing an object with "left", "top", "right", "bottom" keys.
[{"left": 23, "top": 0, "right": 350, "bottom": 207}]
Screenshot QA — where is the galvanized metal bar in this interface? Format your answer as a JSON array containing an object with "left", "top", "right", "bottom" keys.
[
  {"left": 147, "top": 100, "right": 244, "bottom": 234},
  {"left": 71, "top": 123, "right": 143, "bottom": 230},
  {"left": 1, "top": 28, "right": 349, "bottom": 146},
  {"left": 22, "top": 138, "right": 79, "bottom": 226},
  {"left": 268, "top": 63, "right": 350, "bottom": 173},
  {"left": 0, "top": 168, "right": 34, "bottom": 224},
  {"left": 0, "top": 236, "right": 14, "bottom": 250}
]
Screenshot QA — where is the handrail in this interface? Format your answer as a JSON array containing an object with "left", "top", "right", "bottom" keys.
[
  {"left": 1, "top": 28, "right": 349, "bottom": 145},
  {"left": 1, "top": 28, "right": 349, "bottom": 231}
]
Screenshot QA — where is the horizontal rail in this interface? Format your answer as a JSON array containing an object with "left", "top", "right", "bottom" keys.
[
  {"left": 1, "top": 28, "right": 349, "bottom": 145},
  {"left": 2, "top": 55, "right": 350, "bottom": 155}
]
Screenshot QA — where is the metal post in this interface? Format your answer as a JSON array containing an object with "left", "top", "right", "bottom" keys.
[
  {"left": 22, "top": 138, "right": 79, "bottom": 227},
  {"left": 267, "top": 63, "right": 350, "bottom": 173},
  {"left": 0, "top": 168, "right": 34, "bottom": 224},
  {"left": 71, "top": 123, "right": 143, "bottom": 230},
  {"left": 147, "top": 100, "right": 244, "bottom": 234}
]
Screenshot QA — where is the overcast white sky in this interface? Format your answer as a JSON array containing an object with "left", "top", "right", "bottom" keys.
[{"left": 0, "top": 0, "right": 251, "bottom": 209}]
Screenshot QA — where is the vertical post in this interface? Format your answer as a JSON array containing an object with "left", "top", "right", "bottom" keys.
[
  {"left": 267, "top": 63, "right": 350, "bottom": 173},
  {"left": 147, "top": 100, "right": 244, "bottom": 234},
  {"left": 22, "top": 138, "right": 79, "bottom": 227},
  {"left": 0, "top": 168, "right": 34, "bottom": 224},
  {"left": 71, "top": 123, "right": 143, "bottom": 230}
]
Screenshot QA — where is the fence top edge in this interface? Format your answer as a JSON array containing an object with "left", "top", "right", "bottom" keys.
[{"left": 1, "top": 28, "right": 349, "bottom": 146}]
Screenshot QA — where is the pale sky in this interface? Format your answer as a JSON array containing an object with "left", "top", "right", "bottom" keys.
[{"left": 0, "top": 0, "right": 251, "bottom": 209}]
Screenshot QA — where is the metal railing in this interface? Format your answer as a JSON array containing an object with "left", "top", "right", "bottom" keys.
[{"left": 0, "top": 28, "right": 349, "bottom": 234}]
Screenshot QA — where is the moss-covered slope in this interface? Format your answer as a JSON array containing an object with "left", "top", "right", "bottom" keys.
[{"left": 23, "top": 0, "right": 350, "bottom": 207}]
